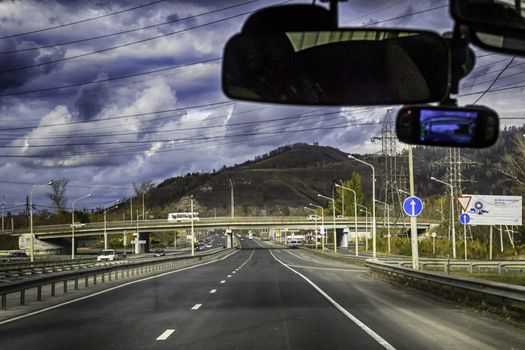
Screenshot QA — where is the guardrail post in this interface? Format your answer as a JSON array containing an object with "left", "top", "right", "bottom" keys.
[
  {"left": 469, "top": 263, "right": 473, "bottom": 273},
  {"left": 102, "top": 273, "right": 105, "bottom": 283},
  {"left": 1, "top": 293, "right": 6, "bottom": 310},
  {"left": 498, "top": 263, "right": 502, "bottom": 274},
  {"left": 37, "top": 286, "right": 42, "bottom": 301},
  {"left": 93, "top": 274, "right": 97, "bottom": 285},
  {"left": 20, "top": 289, "right": 25, "bottom": 305},
  {"left": 85, "top": 276, "right": 89, "bottom": 287},
  {"left": 75, "top": 278, "right": 79, "bottom": 290},
  {"left": 63, "top": 280, "right": 67, "bottom": 294},
  {"left": 51, "top": 282, "right": 56, "bottom": 296}
]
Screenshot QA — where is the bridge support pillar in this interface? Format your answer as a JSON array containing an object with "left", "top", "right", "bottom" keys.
[{"left": 341, "top": 229, "right": 349, "bottom": 248}]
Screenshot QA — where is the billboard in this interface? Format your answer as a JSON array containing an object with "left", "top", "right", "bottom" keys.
[{"left": 458, "top": 195, "right": 522, "bottom": 226}]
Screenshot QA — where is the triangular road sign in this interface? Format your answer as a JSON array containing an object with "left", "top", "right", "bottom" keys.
[{"left": 456, "top": 195, "right": 472, "bottom": 213}]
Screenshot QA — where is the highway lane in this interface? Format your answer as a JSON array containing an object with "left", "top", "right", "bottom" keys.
[
  {"left": 269, "top": 243, "right": 525, "bottom": 350},
  {"left": 0, "top": 237, "right": 523, "bottom": 349}
]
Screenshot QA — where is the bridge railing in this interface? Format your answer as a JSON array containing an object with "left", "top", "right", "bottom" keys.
[{"left": 0, "top": 248, "right": 232, "bottom": 311}]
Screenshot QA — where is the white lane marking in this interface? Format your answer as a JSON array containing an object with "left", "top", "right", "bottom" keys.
[
  {"left": 270, "top": 250, "right": 396, "bottom": 350},
  {"left": 0, "top": 250, "right": 239, "bottom": 326},
  {"left": 220, "top": 280, "right": 226, "bottom": 284},
  {"left": 286, "top": 264, "right": 360, "bottom": 272},
  {"left": 210, "top": 289, "right": 217, "bottom": 294},
  {"left": 252, "top": 239, "right": 265, "bottom": 248},
  {"left": 156, "top": 329, "right": 175, "bottom": 341},
  {"left": 232, "top": 271, "right": 236, "bottom": 274},
  {"left": 191, "top": 304, "right": 202, "bottom": 310},
  {"left": 227, "top": 275, "right": 232, "bottom": 278}
]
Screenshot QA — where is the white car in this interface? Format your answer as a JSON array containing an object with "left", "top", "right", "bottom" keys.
[
  {"left": 97, "top": 249, "right": 118, "bottom": 261},
  {"left": 307, "top": 215, "right": 321, "bottom": 220}
]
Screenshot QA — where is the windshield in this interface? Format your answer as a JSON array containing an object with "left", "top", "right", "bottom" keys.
[{"left": 0, "top": 1, "right": 524, "bottom": 350}]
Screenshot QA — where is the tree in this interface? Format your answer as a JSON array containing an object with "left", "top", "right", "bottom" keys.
[
  {"left": 496, "top": 133, "right": 525, "bottom": 194},
  {"left": 334, "top": 172, "right": 366, "bottom": 216},
  {"left": 47, "top": 178, "right": 69, "bottom": 212},
  {"left": 132, "top": 180, "right": 155, "bottom": 197}
]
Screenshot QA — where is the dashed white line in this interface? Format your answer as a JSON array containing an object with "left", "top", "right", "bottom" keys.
[
  {"left": 227, "top": 274, "right": 232, "bottom": 278},
  {"left": 220, "top": 280, "right": 226, "bottom": 284},
  {"left": 210, "top": 289, "right": 217, "bottom": 294},
  {"left": 156, "top": 329, "right": 175, "bottom": 341},
  {"left": 232, "top": 271, "right": 236, "bottom": 274},
  {"left": 191, "top": 304, "right": 202, "bottom": 310}
]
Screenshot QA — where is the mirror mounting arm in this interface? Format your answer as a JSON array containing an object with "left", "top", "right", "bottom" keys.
[
  {"left": 444, "top": 25, "right": 475, "bottom": 104},
  {"left": 320, "top": 0, "right": 348, "bottom": 26}
]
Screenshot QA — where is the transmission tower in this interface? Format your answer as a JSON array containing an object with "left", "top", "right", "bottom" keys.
[{"left": 370, "top": 109, "right": 408, "bottom": 231}]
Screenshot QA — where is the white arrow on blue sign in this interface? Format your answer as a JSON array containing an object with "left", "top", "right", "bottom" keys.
[
  {"left": 459, "top": 213, "right": 471, "bottom": 225},
  {"left": 402, "top": 196, "right": 424, "bottom": 217}
]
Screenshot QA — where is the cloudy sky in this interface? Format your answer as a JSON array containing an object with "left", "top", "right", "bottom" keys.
[{"left": 0, "top": 0, "right": 523, "bottom": 211}]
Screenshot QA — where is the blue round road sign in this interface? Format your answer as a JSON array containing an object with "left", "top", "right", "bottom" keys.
[
  {"left": 402, "top": 196, "right": 424, "bottom": 217},
  {"left": 459, "top": 213, "right": 471, "bottom": 224}
]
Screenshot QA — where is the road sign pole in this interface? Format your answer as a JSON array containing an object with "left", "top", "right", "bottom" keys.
[
  {"left": 408, "top": 146, "right": 419, "bottom": 270},
  {"left": 489, "top": 225, "right": 493, "bottom": 260},
  {"left": 464, "top": 222, "right": 468, "bottom": 261}
]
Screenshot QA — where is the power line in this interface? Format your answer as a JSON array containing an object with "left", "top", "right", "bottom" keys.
[
  {"left": 362, "top": 3, "right": 448, "bottom": 26},
  {"left": 0, "top": 0, "right": 167, "bottom": 39},
  {"left": 0, "top": 100, "right": 233, "bottom": 132},
  {"left": 0, "top": 58, "right": 221, "bottom": 97},
  {"left": 0, "top": 1, "right": 259, "bottom": 55},
  {"left": 0, "top": 1, "right": 290, "bottom": 74},
  {"left": 472, "top": 56, "right": 516, "bottom": 104}
]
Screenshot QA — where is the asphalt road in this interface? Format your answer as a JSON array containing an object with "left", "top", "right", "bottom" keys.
[{"left": 0, "top": 238, "right": 523, "bottom": 349}]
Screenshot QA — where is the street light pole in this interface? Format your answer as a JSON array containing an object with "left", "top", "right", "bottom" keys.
[
  {"left": 71, "top": 194, "right": 92, "bottom": 260},
  {"left": 348, "top": 155, "right": 376, "bottom": 259},
  {"left": 318, "top": 194, "right": 337, "bottom": 254},
  {"left": 336, "top": 184, "right": 358, "bottom": 256},
  {"left": 191, "top": 195, "right": 195, "bottom": 257},
  {"left": 103, "top": 200, "right": 120, "bottom": 250},
  {"left": 136, "top": 211, "right": 149, "bottom": 254},
  {"left": 375, "top": 199, "right": 391, "bottom": 254},
  {"left": 309, "top": 203, "right": 324, "bottom": 251},
  {"left": 229, "top": 179, "right": 234, "bottom": 219},
  {"left": 430, "top": 176, "right": 456, "bottom": 258},
  {"left": 29, "top": 181, "right": 53, "bottom": 263}
]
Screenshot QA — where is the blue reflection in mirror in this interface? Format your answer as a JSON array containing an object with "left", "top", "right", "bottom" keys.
[{"left": 419, "top": 109, "right": 478, "bottom": 144}]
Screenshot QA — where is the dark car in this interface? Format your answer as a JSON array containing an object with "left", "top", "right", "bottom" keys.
[
  {"left": 153, "top": 249, "right": 165, "bottom": 257},
  {"left": 1, "top": 251, "right": 29, "bottom": 263}
]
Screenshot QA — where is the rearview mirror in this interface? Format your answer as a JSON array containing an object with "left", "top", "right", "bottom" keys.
[
  {"left": 396, "top": 105, "right": 499, "bottom": 148},
  {"left": 451, "top": 0, "right": 525, "bottom": 57},
  {"left": 222, "top": 29, "right": 451, "bottom": 106}
]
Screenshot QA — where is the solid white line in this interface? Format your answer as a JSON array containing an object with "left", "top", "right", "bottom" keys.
[
  {"left": 0, "top": 250, "right": 239, "bottom": 326},
  {"left": 156, "top": 329, "right": 175, "bottom": 340},
  {"left": 191, "top": 304, "right": 202, "bottom": 310},
  {"left": 269, "top": 250, "right": 396, "bottom": 350},
  {"left": 220, "top": 280, "right": 226, "bottom": 284},
  {"left": 286, "top": 264, "right": 360, "bottom": 272},
  {"left": 210, "top": 289, "right": 217, "bottom": 294}
]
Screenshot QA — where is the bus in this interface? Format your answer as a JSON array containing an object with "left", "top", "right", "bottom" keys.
[{"left": 167, "top": 212, "right": 200, "bottom": 222}]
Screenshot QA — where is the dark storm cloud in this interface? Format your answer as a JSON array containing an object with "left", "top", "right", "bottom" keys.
[
  {"left": 73, "top": 73, "right": 110, "bottom": 121},
  {"left": 0, "top": 39, "right": 40, "bottom": 92}
]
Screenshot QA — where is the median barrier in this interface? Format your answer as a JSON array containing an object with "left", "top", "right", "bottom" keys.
[{"left": 0, "top": 248, "right": 232, "bottom": 311}]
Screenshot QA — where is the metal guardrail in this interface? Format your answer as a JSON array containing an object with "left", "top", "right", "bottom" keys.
[
  {"left": 388, "top": 259, "right": 525, "bottom": 273},
  {"left": 0, "top": 257, "right": 97, "bottom": 272},
  {"left": 366, "top": 260, "right": 525, "bottom": 316},
  {"left": 0, "top": 248, "right": 232, "bottom": 310}
]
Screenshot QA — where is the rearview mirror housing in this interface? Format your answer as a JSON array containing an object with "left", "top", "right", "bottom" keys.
[
  {"left": 222, "top": 5, "right": 452, "bottom": 106},
  {"left": 396, "top": 105, "right": 499, "bottom": 148},
  {"left": 451, "top": 0, "right": 525, "bottom": 57}
]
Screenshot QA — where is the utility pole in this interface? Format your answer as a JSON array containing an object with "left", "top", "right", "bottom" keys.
[{"left": 229, "top": 179, "right": 234, "bottom": 218}]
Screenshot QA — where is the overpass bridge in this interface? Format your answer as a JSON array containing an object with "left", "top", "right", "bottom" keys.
[{"left": 16, "top": 216, "right": 439, "bottom": 239}]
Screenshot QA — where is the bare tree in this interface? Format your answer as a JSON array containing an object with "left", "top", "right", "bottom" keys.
[
  {"left": 132, "top": 180, "right": 155, "bottom": 197},
  {"left": 47, "top": 178, "right": 69, "bottom": 212},
  {"left": 496, "top": 134, "right": 525, "bottom": 193}
]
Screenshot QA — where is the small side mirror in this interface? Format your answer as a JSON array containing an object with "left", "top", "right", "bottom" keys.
[
  {"left": 451, "top": 0, "right": 525, "bottom": 57},
  {"left": 396, "top": 105, "right": 499, "bottom": 148}
]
